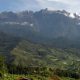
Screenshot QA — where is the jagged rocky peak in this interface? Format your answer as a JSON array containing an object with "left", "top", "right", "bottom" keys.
[
  {"left": 55, "top": 10, "right": 70, "bottom": 15},
  {"left": 37, "top": 9, "right": 80, "bottom": 20},
  {"left": 73, "top": 13, "right": 80, "bottom": 19},
  {"left": 37, "top": 9, "right": 72, "bottom": 17},
  {"left": 17, "top": 10, "right": 33, "bottom": 16},
  {"left": 0, "top": 9, "right": 80, "bottom": 20},
  {"left": 0, "top": 11, "right": 17, "bottom": 16}
]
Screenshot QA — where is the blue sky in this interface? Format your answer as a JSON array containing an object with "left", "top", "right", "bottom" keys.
[{"left": 0, "top": 0, "right": 80, "bottom": 13}]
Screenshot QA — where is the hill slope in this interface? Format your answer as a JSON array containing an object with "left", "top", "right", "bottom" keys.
[{"left": 10, "top": 40, "right": 80, "bottom": 71}]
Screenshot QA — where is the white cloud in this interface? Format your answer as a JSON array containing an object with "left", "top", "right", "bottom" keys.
[
  {"left": 47, "top": 0, "right": 79, "bottom": 4},
  {"left": 36, "top": 0, "right": 80, "bottom": 13}
]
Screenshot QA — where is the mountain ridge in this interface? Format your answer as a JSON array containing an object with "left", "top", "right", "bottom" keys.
[{"left": 0, "top": 9, "right": 80, "bottom": 48}]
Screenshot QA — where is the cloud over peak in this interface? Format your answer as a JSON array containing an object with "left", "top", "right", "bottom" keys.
[{"left": 36, "top": 0, "right": 80, "bottom": 13}]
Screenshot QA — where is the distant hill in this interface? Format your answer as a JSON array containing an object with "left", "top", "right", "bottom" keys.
[{"left": 0, "top": 31, "right": 80, "bottom": 72}]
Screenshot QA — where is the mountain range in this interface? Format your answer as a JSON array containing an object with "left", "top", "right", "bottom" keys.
[
  {"left": 0, "top": 9, "right": 80, "bottom": 68},
  {"left": 0, "top": 9, "right": 80, "bottom": 48}
]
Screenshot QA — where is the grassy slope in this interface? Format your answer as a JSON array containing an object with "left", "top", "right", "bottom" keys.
[{"left": 11, "top": 40, "right": 80, "bottom": 70}]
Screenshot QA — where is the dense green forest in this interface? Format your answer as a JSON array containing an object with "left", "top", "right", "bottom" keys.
[
  {"left": 0, "top": 38, "right": 80, "bottom": 80},
  {"left": 0, "top": 55, "right": 80, "bottom": 80}
]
